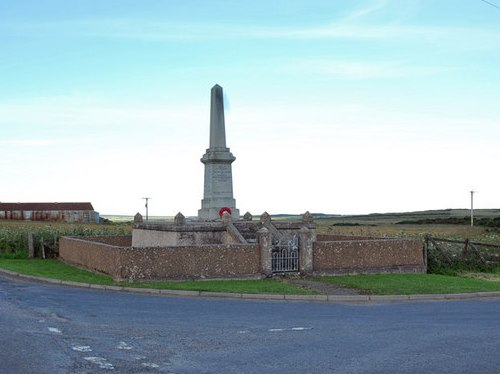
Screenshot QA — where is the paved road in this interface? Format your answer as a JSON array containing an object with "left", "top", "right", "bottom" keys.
[{"left": 1, "top": 275, "right": 499, "bottom": 374}]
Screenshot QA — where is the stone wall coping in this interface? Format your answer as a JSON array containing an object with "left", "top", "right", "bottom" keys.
[
  {"left": 61, "top": 236, "right": 129, "bottom": 249},
  {"left": 134, "top": 222, "right": 228, "bottom": 232},
  {"left": 62, "top": 236, "right": 258, "bottom": 250},
  {"left": 233, "top": 221, "right": 316, "bottom": 230},
  {"left": 127, "top": 243, "right": 259, "bottom": 250},
  {"left": 134, "top": 221, "right": 316, "bottom": 232},
  {"left": 317, "top": 237, "right": 422, "bottom": 243}
]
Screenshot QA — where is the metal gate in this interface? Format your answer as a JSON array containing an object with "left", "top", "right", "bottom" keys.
[{"left": 272, "top": 235, "right": 299, "bottom": 273}]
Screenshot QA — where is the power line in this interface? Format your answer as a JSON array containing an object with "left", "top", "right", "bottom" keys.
[{"left": 479, "top": 0, "right": 500, "bottom": 10}]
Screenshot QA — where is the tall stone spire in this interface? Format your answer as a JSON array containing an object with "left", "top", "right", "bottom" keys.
[
  {"left": 198, "top": 84, "right": 240, "bottom": 220},
  {"left": 209, "top": 84, "right": 226, "bottom": 149}
]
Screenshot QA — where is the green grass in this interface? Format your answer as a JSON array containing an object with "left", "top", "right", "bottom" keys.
[
  {"left": 1, "top": 259, "right": 499, "bottom": 295},
  {"left": 125, "top": 279, "right": 314, "bottom": 294},
  {"left": 0, "top": 259, "right": 315, "bottom": 295},
  {"left": 0, "top": 259, "right": 115, "bottom": 285},
  {"left": 316, "top": 273, "right": 500, "bottom": 295}
]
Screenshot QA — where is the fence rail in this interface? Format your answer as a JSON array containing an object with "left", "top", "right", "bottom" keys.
[
  {"left": 429, "top": 237, "right": 500, "bottom": 249},
  {"left": 425, "top": 235, "right": 500, "bottom": 267}
]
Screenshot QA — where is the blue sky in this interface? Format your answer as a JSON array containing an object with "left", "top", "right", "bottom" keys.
[{"left": 1, "top": 0, "right": 499, "bottom": 216}]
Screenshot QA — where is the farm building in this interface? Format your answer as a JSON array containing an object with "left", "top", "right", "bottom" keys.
[{"left": 0, "top": 202, "right": 99, "bottom": 223}]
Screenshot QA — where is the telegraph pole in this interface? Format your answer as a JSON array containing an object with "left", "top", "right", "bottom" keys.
[
  {"left": 470, "top": 191, "right": 475, "bottom": 227},
  {"left": 142, "top": 197, "right": 151, "bottom": 221}
]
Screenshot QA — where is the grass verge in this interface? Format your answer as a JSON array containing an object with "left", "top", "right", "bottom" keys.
[
  {"left": 0, "top": 259, "right": 315, "bottom": 295},
  {"left": 316, "top": 273, "right": 500, "bottom": 295},
  {"left": 1, "top": 259, "right": 499, "bottom": 296}
]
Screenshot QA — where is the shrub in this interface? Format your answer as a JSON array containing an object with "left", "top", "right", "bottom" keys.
[
  {"left": 0, "top": 221, "right": 131, "bottom": 257},
  {"left": 426, "top": 239, "right": 496, "bottom": 275}
]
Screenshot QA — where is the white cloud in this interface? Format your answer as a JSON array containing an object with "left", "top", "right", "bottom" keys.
[
  {"left": 4, "top": 13, "right": 500, "bottom": 49},
  {"left": 345, "top": 0, "right": 391, "bottom": 22},
  {"left": 0, "top": 139, "right": 56, "bottom": 147},
  {"left": 289, "top": 59, "right": 457, "bottom": 80},
  {"left": 0, "top": 96, "right": 205, "bottom": 135}
]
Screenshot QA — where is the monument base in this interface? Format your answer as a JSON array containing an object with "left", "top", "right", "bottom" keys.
[{"left": 198, "top": 207, "right": 240, "bottom": 221}]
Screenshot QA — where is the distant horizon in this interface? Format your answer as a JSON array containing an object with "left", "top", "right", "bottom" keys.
[{"left": 100, "top": 207, "right": 500, "bottom": 218}]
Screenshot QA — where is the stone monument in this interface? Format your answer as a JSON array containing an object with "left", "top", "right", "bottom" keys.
[{"left": 198, "top": 84, "right": 240, "bottom": 220}]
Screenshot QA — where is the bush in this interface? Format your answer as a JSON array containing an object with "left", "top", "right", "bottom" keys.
[
  {"left": 427, "top": 242, "right": 496, "bottom": 275},
  {"left": 0, "top": 221, "right": 131, "bottom": 257}
]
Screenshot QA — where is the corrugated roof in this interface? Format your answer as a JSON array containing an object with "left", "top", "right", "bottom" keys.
[{"left": 0, "top": 202, "right": 94, "bottom": 211}]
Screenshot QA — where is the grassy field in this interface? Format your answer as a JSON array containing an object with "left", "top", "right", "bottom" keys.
[
  {"left": 103, "top": 209, "right": 500, "bottom": 224},
  {"left": 2, "top": 211, "right": 499, "bottom": 249},
  {"left": 316, "top": 222, "right": 500, "bottom": 244},
  {"left": 314, "top": 208, "right": 500, "bottom": 225}
]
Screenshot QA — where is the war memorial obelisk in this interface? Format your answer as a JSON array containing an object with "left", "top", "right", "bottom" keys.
[{"left": 198, "top": 84, "right": 240, "bottom": 220}]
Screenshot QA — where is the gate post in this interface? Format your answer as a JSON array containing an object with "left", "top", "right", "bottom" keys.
[
  {"left": 258, "top": 227, "right": 272, "bottom": 276},
  {"left": 299, "top": 226, "right": 314, "bottom": 274}
]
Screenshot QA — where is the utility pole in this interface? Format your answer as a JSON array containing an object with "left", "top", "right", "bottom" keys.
[
  {"left": 142, "top": 197, "right": 151, "bottom": 221},
  {"left": 470, "top": 191, "right": 475, "bottom": 227}
]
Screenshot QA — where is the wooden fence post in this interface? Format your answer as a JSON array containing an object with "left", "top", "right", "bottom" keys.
[
  {"left": 28, "top": 232, "right": 35, "bottom": 258},
  {"left": 40, "top": 238, "right": 46, "bottom": 259}
]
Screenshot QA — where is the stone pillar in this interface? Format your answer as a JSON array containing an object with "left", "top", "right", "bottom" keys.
[
  {"left": 198, "top": 84, "right": 240, "bottom": 220},
  {"left": 174, "top": 212, "right": 185, "bottom": 225},
  {"left": 299, "top": 226, "right": 314, "bottom": 274},
  {"left": 260, "top": 211, "right": 271, "bottom": 223},
  {"left": 134, "top": 212, "right": 143, "bottom": 223},
  {"left": 258, "top": 227, "right": 272, "bottom": 276},
  {"left": 302, "top": 211, "right": 314, "bottom": 223}
]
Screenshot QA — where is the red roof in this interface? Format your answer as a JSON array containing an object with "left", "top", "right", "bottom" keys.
[{"left": 0, "top": 202, "right": 94, "bottom": 211}]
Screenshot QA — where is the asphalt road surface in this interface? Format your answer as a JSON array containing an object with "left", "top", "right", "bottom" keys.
[{"left": 1, "top": 275, "right": 499, "bottom": 374}]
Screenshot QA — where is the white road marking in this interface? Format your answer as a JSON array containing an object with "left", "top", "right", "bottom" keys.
[
  {"left": 268, "top": 327, "right": 313, "bottom": 332},
  {"left": 84, "top": 357, "right": 114, "bottom": 370},
  {"left": 72, "top": 345, "right": 92, "bottom": 352},
  {"left": 116, "top": 341, "right": 132, "bottom": 350},
  {"left": 237, "top": 330, "right": 249, "bottom": 334},
  {"left": 142, "top": 362, "right": 160, "bottom": 369},
  {"left": 48, "top": 327, "right": 62, "bottom": 334}
]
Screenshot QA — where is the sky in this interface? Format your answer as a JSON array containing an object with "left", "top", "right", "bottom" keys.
[{"left": 1, "top": 0, "right": 499, "bottom": 217}]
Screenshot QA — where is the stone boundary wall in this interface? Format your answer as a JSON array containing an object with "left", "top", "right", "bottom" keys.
[
  {"left": 59, "top": 236, "right": 260, "bottom": 281},
  {"left": 313, "top": 238, "right": 426, "bottom": 275},
  {"left": 60, "top": 234, "right": 426, "bottom": 281},
  {"left": 59, "top": 236, "right": 126, "bottom": 278}
]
